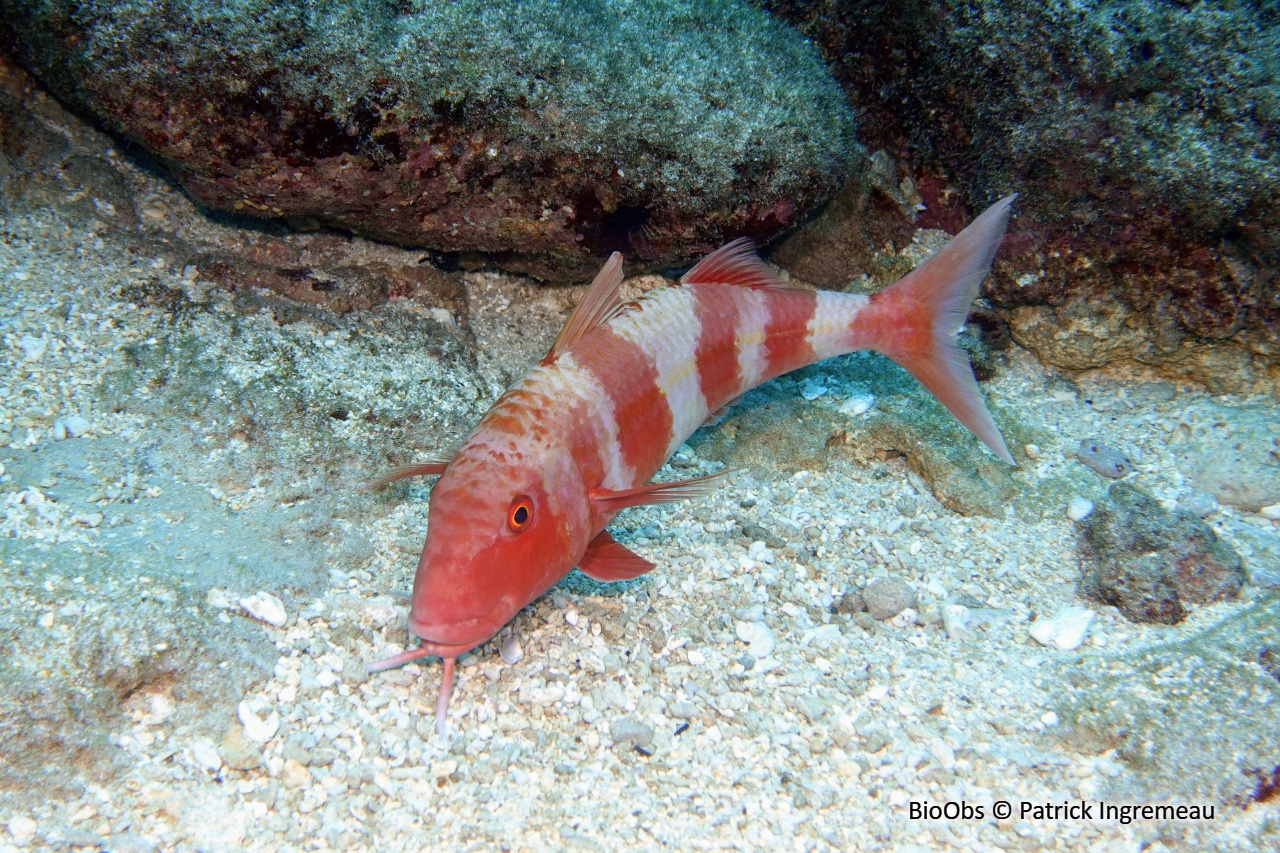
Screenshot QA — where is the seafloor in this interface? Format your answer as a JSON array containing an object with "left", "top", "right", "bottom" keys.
[{"left": 2, "top": 113, "right": 1279, "bottom": 853}]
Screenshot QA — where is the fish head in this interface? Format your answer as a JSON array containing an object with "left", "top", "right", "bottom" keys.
[{"left": 406, "top": 443, "right": 590, "bottom": 652}]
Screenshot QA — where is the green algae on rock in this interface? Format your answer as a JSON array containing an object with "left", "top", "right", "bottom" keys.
[{"left": 0, "top": 0, "right": 859, "bottom": 279}]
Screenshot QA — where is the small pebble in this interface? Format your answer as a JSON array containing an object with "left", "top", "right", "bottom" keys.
[
  {"left": 1260, "top": 503, "right": 1280, "bottom": 521},
  {"left": 686, "top": 649, "right": 706, "bottom": 666},
  {"left": 840, "top": 394, "right": 874, "bottom": 416},
  {"left": 63, "top": 415, "right": 90, "bottom": 437},
  {"left": 500, "top": 635, "right": 523, "bottom": 665},
  {"left": 733, "top": 603, "right": 765, "bottom": 622},
  {"left": 1023, "top": 443, "right": 1040, "bottom": 460},
  {"left": 1029, "top": 606, "right": 1095, "bottom": 651},
  {"left": 189, "top": 739, "right": 222, "bottom": 772},
  {"left": 863, "top": 576, "right": 917, "bottom": 621},
  {"left": 281, "top": 758, "right": 312, "bottom": 790},
  {"left": 609, "top": 716, "right": 654, "bottom": 750},
  {"left": 941, "top": 603, "right": 970, "bottom": 639},
  {"left": 1066, "top": 497, "right": 1094, "bottom": 522},
  {"left": 7, "top": 816, "right": 37, "bottom": 839},
  {"left": 889, "top": 607, "right": 917, "bottom": 629},
  {"left": 238, "top": 699, "right": 280, "bottom": 743},
  {"left": 735, "top": 620, "right": 776, "bottom": 659},
  {"left": 239, "top": 591, "right": 288, "bottom": 627}
]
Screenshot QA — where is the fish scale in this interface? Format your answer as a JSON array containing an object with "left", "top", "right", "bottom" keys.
[{"left": 369, "top": 195, "right": 1019, "bottom": 734}]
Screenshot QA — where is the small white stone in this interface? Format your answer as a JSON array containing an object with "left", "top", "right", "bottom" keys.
[
  {"left": 500, "top": 635, "right": 523, "bottom": 665},
  {"left": 734, "top": 620, "right": 776, "bottom": 659},
  {"left": 941, "top": 603, "right": 970, "bottom": 639},
  {"left": 239, "top": 591, "right": 287, "bottom": 627},
  {"left": 7, "top": 816, "right": 37, "bottom": 839},
  {"left": 686, "top": 649, "right": 706, "bottom": 666},
  {"left": 1024, "top": 443, "right": 1041, "bottom": 460},
  {"left": 866, "top": 684, "right": 889, "bottom": 702},
  {"left": 890, "top": 607, "right": 917, "bottom": 629},
  {"left": 315, "top": 670, "right": 338, "bottom": 688},
  {"left": 63, "top": 415, "right": 90, "bottom": 437},
  {"left": 1029, "top": 606, "right": 1095, "bottom": 651},
  {"left": 929, "top": 738, "right": 956, "bottom": 770},
  {"left": 190, "top": 739, "right": 222, "bottom": 772},
  {"left": 206, "top": 587, "right": 237, "bottom": 610},
  {"left": 840, "top": 394, "right": 875, "bottom": 417},
  {"left": 19, "top": 335, "right": 46, "bottom": 361},
  {"left": 1066, "top": 497, "right": 1094, "bottom": 522},
  {"left": 52, "top": 419, "right": 68, "bottom": 441},
  {"left": 799, "top": 378, "right": 828, "bottom": 400},
  {"left": 238, "top": 700, "right": 280, "bottom": 743},
  {"left": 1260, "top": 504, "right": 1280, "bottom": 520},
  {"left": 1040, "top": 711, "right": 1060, "bottom": 726},
  {"left": 564, "top": 608, "right": 578, "bottom": 626}
]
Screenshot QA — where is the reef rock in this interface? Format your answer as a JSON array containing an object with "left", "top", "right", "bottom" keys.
[
  {"left": 765, "top": 0, "right": 1280, "bottom": 391},
  {"left": 1077, "top": 481, "right": 1243, "bottom": 624},
  {"left": 0, "top": 0, "right": 858, "bottom": 280}
]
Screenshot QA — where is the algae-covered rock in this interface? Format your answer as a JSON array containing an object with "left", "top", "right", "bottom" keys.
[
  {"left": 765, "top": 0, "right": 1280, "bottom": 391},
  {"left": 1077, "top": 481, "right": 1243, "bottom": 624},
  {"left": 0, "top": 0, "right": 859, "bottom": 280}
]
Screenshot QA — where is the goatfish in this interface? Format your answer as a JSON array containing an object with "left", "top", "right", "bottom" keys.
[{"left": 369, "top": 195, "right": 1017, "bottom": 733}]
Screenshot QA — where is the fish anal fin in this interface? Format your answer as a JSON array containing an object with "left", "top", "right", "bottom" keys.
[
  {"left": 680, "top": 238, "right": 787, "bottom": 289},
  {"left": 369, "top": 457, "right": 451, "bottom": 488},
  {"left": 546, "top": 252, "right": 626, "bottom": 361},
  {"left": 588, "top": 469, "right": 733, "bottom": 514},
  {"left": 577, "top": 530, "right": 656, "bottom": 582}
]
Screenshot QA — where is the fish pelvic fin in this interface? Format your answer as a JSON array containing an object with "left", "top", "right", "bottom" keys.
[
  {"left": 870, "top": 195, "right": 1017, "bottom": 465},
  {"left": 576, "top": 530, "right": 656, "bottom": 582}
]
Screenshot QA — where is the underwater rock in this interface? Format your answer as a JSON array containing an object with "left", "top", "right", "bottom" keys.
[
  {"left": 1168, "top": 399, "right": 1280, "bottom": 513},
  {"left": 862, "top": 576, "right": 916, "bottom": 621},
  {"left": 764, "top": 0, "right": 1280, "bottom": 389},
  {"left": 0, "top": 0, "right": 858, "bottom": 280},
  {"left": 1077, "top": 481, "right": 1243, "bottom": 624}
]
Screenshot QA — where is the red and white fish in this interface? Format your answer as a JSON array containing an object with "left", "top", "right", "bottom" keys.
[{"left": 370, "top": 196, "right": 1017, "bottom": 733}]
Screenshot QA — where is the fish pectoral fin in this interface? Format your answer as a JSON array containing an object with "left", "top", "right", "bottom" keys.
[
  {"left": 588, "top": 469, "right": 734, "bottom": 513},
  {"left": 368, "top": 456, "right": 452, "bottom": 488},
  {"left": 546, "top": 251, "right": 627, "bottom": 361},
  {"left": 576, "top": 530, "right": 656, "bottom": 582}
]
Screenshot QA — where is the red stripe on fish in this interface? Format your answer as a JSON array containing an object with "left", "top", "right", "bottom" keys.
[
  {"left": 571, "top": 325, "right": 674, "bottom": 479},
  {"left": 762, "top": 289, "right": 818, "bottom": 379},
  {"left": 690, "top": 284, "right": 745, "bottom": 412}
]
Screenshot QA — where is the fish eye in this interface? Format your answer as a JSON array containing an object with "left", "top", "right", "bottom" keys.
[{"left": 507, "top": 496, "right": 533, "bottom": 532}]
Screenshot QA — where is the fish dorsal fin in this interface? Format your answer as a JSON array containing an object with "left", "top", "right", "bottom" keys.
[
  {"left": 547, "top": 252, "right": 626, "bottom": 362},
  {"left": 368, "top": 455, "right": 452, "bottom": 488},
  {"left": 577, "top": 530, "right": 655, "bottom": 582},
  {"left": 680, "top": 238, "right": 786, "bottom": 288},
  {"left": 588, "top": 469, "right": 733, "bottom": 514}
]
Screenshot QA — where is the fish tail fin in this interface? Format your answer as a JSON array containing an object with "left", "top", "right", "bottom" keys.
[{"left": 872, "top": 195, "right": 1016, "bottom": 464}]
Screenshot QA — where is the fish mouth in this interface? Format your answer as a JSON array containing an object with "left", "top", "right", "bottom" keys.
[{"left": 407, "top": 613, "right": 497, "bottom": 653}]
